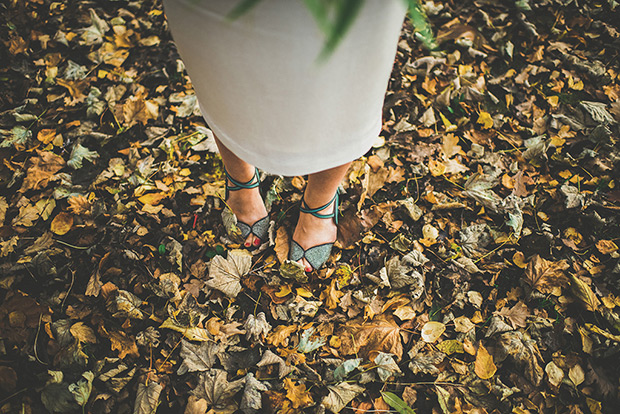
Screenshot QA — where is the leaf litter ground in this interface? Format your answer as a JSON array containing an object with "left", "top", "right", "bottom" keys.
[{"left": 1, "top": 0, "right": 620, "bottom": 413}]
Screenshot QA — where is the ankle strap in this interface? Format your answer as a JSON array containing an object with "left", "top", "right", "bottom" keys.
[
  {"left": 225, "top": 167, "right": 260, "bottom": 191},
  {"left": 300, "top": 191, "right": 339, "bottom": 224}
]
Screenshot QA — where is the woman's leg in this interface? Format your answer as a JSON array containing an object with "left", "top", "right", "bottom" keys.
[
  {"left": 293, "top": 162, "right": 351, "bottom": 271},
  {"left": 215, "top": 136, "right": 268, "bottom": 247}
]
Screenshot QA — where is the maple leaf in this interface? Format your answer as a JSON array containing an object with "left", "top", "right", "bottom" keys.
[
  {"left": 19, "top": 150, "right": 65, "bottom": 192},
  {"left": 134, "top": 379, "right": 163, "bottom": 414},
  {"left": 339, "top": 315, "right": 403, "bottom": 360},
  {"left": 193, "top": 369, "right": 244, "bottom": 408},
  {"left": 524, "top": 255, "right": 569, "bottom": 294},
  {"left": 206, "top": 249, "right": 251, "bottom": 298},
  {"left": 320, "top": 279, "right": 344, "bottom": 310},
  {"left": 177, "top": 340, "right": 222, "bottom": 375},
  {"left": 284, "top": 378, "right": 314, "bottom": 409}
]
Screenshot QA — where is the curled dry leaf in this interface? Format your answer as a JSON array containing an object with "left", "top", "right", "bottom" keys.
[
  {"left": 524, "top": 255, "right": 569, "bottom": 294},
  {"left": 322, "top": 382, "right": 365, "bottom": 414},
  {"left": 421, "top": 321, "right": 446, "bottom": 343},
  {"left": 206, "top": 249, "right": 251, "bottom": 298},
  {"left": 284, "top": 378, "right": 314, "bottom": 409}
]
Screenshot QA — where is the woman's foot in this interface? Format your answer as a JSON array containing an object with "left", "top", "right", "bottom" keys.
[
  {"left": 290, "top": 162, "right": 351, "bottom": 271},
  {"left": 225, "top": 176, "right": 268, "bottom": 247},
  {"left": 291, "top": 197, "right": 338, "bottom": 271},
  {"left": 214, "top": 134, "right": 268, "bottom": 248}
]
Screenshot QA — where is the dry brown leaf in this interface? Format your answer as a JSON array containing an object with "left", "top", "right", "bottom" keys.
[
  {"left": 50, "top": 212, "right": 74, "bottom": 235},
  {"left": 68, "top": 195, "right": 92, "bottom": 216},
  {"left": 596, "top": 240, "right": 618, "bottom": 255},
  {"left": 320, "top": 279, "right": 343, "bottom": 310},
  {"left": 11, "top": 203, "right": 39, "bottom": 227},
  {"left": 474, "top": 342, "right": 497, "bottom": 379},
  {"left": 274, "top": 226, "right": 289, "bottom": 264},
  {"left": 70, "top": 322, "right": 97, "bottom": 344},
  {"left": 367, "top": 167, "right": 389, "bottom": 197},
  {"left": 524, "top": 255, "right": 569, "bottom": 294},
  {"left": 495, "top": 301, "right": 529, "bottom": 329},
  {"left": 0, "top": 196, "right": 7, "bottom": 226},
  {"left": 284, "top": 378, "right": 313, "bottom": 409},
  {"left": 57, "top": 78, "right": 88, "bottom": 105},
  {"left": 569, "top": 274, "right": 600, "bottom": 312},
  {"left": 37, "top": 129, "right": 56, "bottom": 144},
  {"left": 102, "top": 328, "right": 139, "bottom": 359},
  {"left": 267, "top": 324, "right": 297, "bottom": 348},
  {"left": 442, "top": 133, "right": 462, "bottom": 158},
  {"left": 20, "top": 151, "right": 65, "bottom": 192},
  {"left": 339, "top": 315, "right": 403, "bottom": 360}
]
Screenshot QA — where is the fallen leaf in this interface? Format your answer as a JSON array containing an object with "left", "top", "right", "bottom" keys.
[
  {"left": 274, "top": 226, "right": 289, "bottom": 264},
  {"left": 340, "top": 315, "right": 403, "bottom": 360},
  {"left": 51, "top": 212, "right": 74, "bottom": 235},
  {"left": 524, "top": 255, "right": 569, "bottom": 294},
  {"left": 474, "top": 342, "right": 497, "bottom": 379},
  {"left": 206, "top": 249, "right": 251, "bottom": 298},
  {"left": 545, "top": 361, "right": 564, "bottom": 387},
  {"left": 421, "top": 321, "right": 446, "bottom": 343},
  {"left": 569, "top": 274, "right": 600, "bottom": 312},
  {"left": 134, "top": 379, "right": 163, "bottom": 414},
  {"left": 320, "top": 279, "right": 343, "bottom": 310},
  {"left": 70, "top": 322, "right": 97, "bottom": 344},
  {"left": 495, "top": 301, "right": 529, "bottom": 329},
  {"left": 322, "top": 382, "right": 364, "bottom": 414},
  {"left": 20, "top": 150, "right": 65, "bottom": 192},
  {"left": 284, "top": 378, "right": 313, "bottom": 408}
]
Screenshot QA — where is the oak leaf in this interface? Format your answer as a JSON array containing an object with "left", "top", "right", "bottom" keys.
[
  {"left": 20, "top": 150, "right": 65, "bottom": 192},
  {"left": 524, "top": 255, "right": 569, "bottom": 294},
  {"left": 284, "top": 378, "right": 313, "bottom": 409},
  {"left": 320, "top": 279, "right": 343, "bottom": 310}
]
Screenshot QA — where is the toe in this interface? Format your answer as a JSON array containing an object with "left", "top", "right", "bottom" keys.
[
  {"left": 299, "top": 258, "right": 313, "bottom": 273},
  {"left": 244, "top": 234, "right": 254, "bottom": 248}
]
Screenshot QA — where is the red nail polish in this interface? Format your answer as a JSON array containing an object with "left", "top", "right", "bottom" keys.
[
  {"left": 305, "top": 266, "right": 312, "bottom": 272},
  {"left": 253, "top": 238, "right": 261, "bottom": 246},
  {"left": 245, "top": 242, "right": 251, "bottom": 247}
]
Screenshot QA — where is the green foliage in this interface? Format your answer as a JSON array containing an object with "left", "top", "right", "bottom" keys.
[
  {"left": 381, "top": 391, "right": 416, "bottom": 414},
  {"left": 227, "top": 0, "right": 437, "bottom": 60}
]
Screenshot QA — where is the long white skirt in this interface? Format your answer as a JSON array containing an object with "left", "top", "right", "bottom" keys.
[{"left": 163, "top": 0, "right": 407, "bottom": 176}]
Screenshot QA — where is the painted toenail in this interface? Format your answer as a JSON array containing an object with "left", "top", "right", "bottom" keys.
[
  {"left": 245, "top": 242, "right": 251, "bottom": 247},
  {"left": 305, "top": 266, "right": 312, "bottom": 272},
  {"left": 254, "top": 238, "right": 261, "bottom": 246}
]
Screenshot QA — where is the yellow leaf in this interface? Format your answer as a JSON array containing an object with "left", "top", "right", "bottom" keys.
[
  {"left": 275, "top": 285, "right": 292, "bottom": 298},
  {"left": 37, "top": 129, "right": 56, "bottom": 144},
  {"left": 70, "top": 322, "right": 97, "bottom": 344},
  {"left": 596, "top": 240, "right": 618, "bottom": 255},
  {"left": 51, "top": 212, "right": 73, "bottom": 235},
  {"left": 421, "top": 321, "right": 445, "bottom": 343},
  {"left": 569, "top": 274, "right": 600, "bottom": 312},
  {"left": 474, "top": 342, "right": 497, "bottom": 379},
  {"left": 428, "top": 159, "right": 446, "bottom": 177},
  {"left": 138, "top": 192, "right": 167, "bottom": 206},
  {"left": 512, "top": 252, "right": 527, "bottom": 268},
  {"left": 437, "top": 339, "right": 464, "bottom": 355},
  {"left": 296, "top": 287, "right": 314, "bottom": 298},
  {"left": 35, "top": 198, "right": 56, "bottom": 221},
  {"left": 477, "top": 111, "right": 493, "bottom": 129},
  {"left": 284, "top": 378, "right": 314, "bottom": 409},
  {"left": 320, "top": 279, "right": 343, "bottom": 310},
  {"left": 547, "top": 96, "right": 559, "bottom": 107}
]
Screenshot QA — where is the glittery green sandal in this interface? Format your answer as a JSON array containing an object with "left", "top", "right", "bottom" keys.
[
  {"left": 289, "top": 191, "right": 339, "bottom": 271},
  {"left": 224, "top": 167, "right": 269, "bottom": 245}
]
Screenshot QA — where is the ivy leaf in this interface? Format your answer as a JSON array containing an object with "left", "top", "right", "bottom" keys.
[{"left": 67, "top": 144, "right": 100, "bottom": 169}]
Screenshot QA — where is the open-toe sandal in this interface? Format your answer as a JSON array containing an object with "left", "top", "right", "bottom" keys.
[
  {"left": 289, "top": 191, "right": 339, "bottom": 271},
  {"left": 224, "top": 167, "right": 269, "bottom": 246}
]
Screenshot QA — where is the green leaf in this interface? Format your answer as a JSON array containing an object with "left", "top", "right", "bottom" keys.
[
  {"left": 319, "top": 0, "right": 365, "bottom": 61},
  {"left": 297, "top": 327, "right": 326, "bottom": 353},
  {"left": 0, "top": 126, "right": 31, "bottom": 148},
  {"left": 381, "top": 391, "right": 416, "bottom": 414},
  {"left": 334, "top": 358, "right": 362, "bottom": 381},
  {"left": 403, "top": 0, "right": 438, "bottom": 50},
  {"left": 227, "top": 0, "right": 263, "bottom": 20},
  {"left": 67, "top": 144, "right": 99, "bottom": 169}
]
